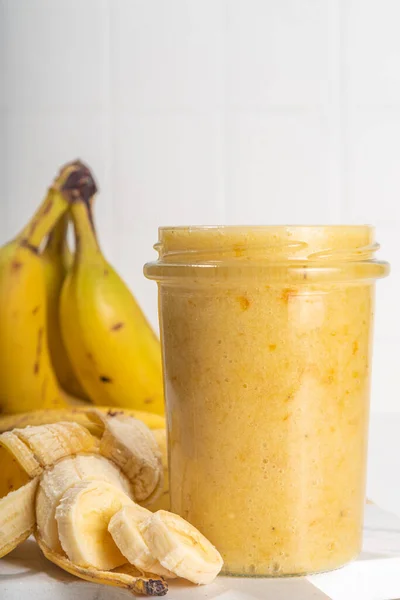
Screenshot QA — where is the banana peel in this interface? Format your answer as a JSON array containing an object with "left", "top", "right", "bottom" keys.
[
  {"left": 88, "top": 410, "right": 163, "bottom": 504},
  {"left": 36, "top": 534, "right": 168, "bottom": 596},
  {"left": 0, "top": 422, "right": 97, "bottom": 560},
  {"left": 15, "top": 422, "right": 96, "bottom": 468},
  {"left": 1, "top": 424, "right": 98, "bottom": 494},
  {"left": 0, "top": 477, "right": 39, "bottom": 558},
  {"left": 0, "top": 431, "right": 42, "bottom": 480}
]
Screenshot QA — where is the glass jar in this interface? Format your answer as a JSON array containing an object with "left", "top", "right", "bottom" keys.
[{"left": 144, "top": 226, "right": 389, "bottom": 577}]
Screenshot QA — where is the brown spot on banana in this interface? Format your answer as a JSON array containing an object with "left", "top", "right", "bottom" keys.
[
  {"left": 111, "top": 322, "right": 124, "bottom": 331},
  {"left": 20, "top": 239, "right": 40, "bottom": 255},
  {"left": 99, "top": 376, "right": 112, "bottom": 383},
  {"left": 33, "top": 328, "right": 44, "bottom": 375},
  {"left": 32, "top": 306, "right": 40, "bottom": 315},
  {"left": 106, "top": 409, "right": 124, "bottom": 417},
  {"left": 11, "top": 261, "right": 23, "bottom": 271}
]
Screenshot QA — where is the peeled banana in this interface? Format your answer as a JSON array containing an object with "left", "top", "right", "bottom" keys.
[
  {"left": 60, "top": 194, "right": 165, "bottom": 415},
  {"left": 0, "top": 161, "right": 96, "bottom": 413},
  {"left": 36, "top": 454, "right": 132, "bottom": 552},
  {"left": 0, "top": 394, "right": 223, "bottom": 595}
]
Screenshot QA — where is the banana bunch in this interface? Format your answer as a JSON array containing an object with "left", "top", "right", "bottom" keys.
[
  {"left": 0, "top": 412, "right": 223, "bottom": 595},
  {"left": 0, "top": 159, "right": 164, "bottom": 416},
  {"left": 0, "top": 161, "right": 89, "bottom": 413}
]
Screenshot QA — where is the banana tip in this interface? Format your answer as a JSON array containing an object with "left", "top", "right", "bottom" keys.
[{"left": 143, "top": 579, "right": 169, "bottom": 596}]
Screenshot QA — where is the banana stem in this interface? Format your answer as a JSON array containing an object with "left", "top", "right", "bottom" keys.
[
  {"left": 15, "top": 161, "right": 97, "bottom": 254},
  {"left": 70, "top": 199, "right": 101, "bottom": 257},
  {"left": 17, "top": 189, "right": 68, "bottom": 252}
]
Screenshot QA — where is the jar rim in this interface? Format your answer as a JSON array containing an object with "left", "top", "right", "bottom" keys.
[
  {"left": 158, "top": 224, "right": 373, "bottom": 232},
  {"left": 153, "top": 225, "right": 379, "bottom": 262},
  {"left": 144, "top": 225, "right": 389, "bottom": 283}
]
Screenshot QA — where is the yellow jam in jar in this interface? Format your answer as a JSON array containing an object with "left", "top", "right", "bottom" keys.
[{"left": 145, "top": 226, "right": 389, "bottom": 576}]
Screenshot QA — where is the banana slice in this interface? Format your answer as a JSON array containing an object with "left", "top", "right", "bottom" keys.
[
  {"left": 109, "top": 505, "right": 175, "bottom": 578},
  {"left": 0, "top": 477, "right": 39, "bottom": 558},
  {"left": 56, "top": 480, "right": 134, "bottom": 570},
  {"left": 36, "top": 534, "right": 168, "bottom": 597},
  {"left": 90, "top": 411, "right": 163, "bottom": 504},
  {"left": 140, "top": 510, "right": 224, "bottom": 584},
  {"left": 14, "top": 422, "right": 96, "bottom": 468},
  {"left": 36, "top": 454, "right": 133, "bottom": 552}
]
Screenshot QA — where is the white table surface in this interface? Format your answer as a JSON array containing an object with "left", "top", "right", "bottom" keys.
[{"left": 1, "top": 412, "right": 400, "bottom": 600}]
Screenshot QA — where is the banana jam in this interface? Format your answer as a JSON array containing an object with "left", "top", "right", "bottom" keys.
[{"left": 145, "top": 226, "right": 389, "bottom": 577}]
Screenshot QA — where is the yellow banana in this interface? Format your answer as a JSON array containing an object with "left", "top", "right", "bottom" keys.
[
  {"left": 0, "top": 406, "right": 165, "bottom": 436},
  {"left": 42, "top": 214, "right": 89, "bottom": 400},
  {"left": 60, "top": 194, "right": 165, "bottom": 415},
  {"left": 0, "top": 161, "right": 95, "bottom": 413}
]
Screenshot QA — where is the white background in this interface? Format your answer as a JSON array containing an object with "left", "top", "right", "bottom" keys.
[{"left": 0, "top": 0, "right": 398, "bottom": 419}]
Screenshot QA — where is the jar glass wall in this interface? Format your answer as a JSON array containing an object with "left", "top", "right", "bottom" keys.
[{"left": 144, "top": 226, "right": 389, "bottom": 577}]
